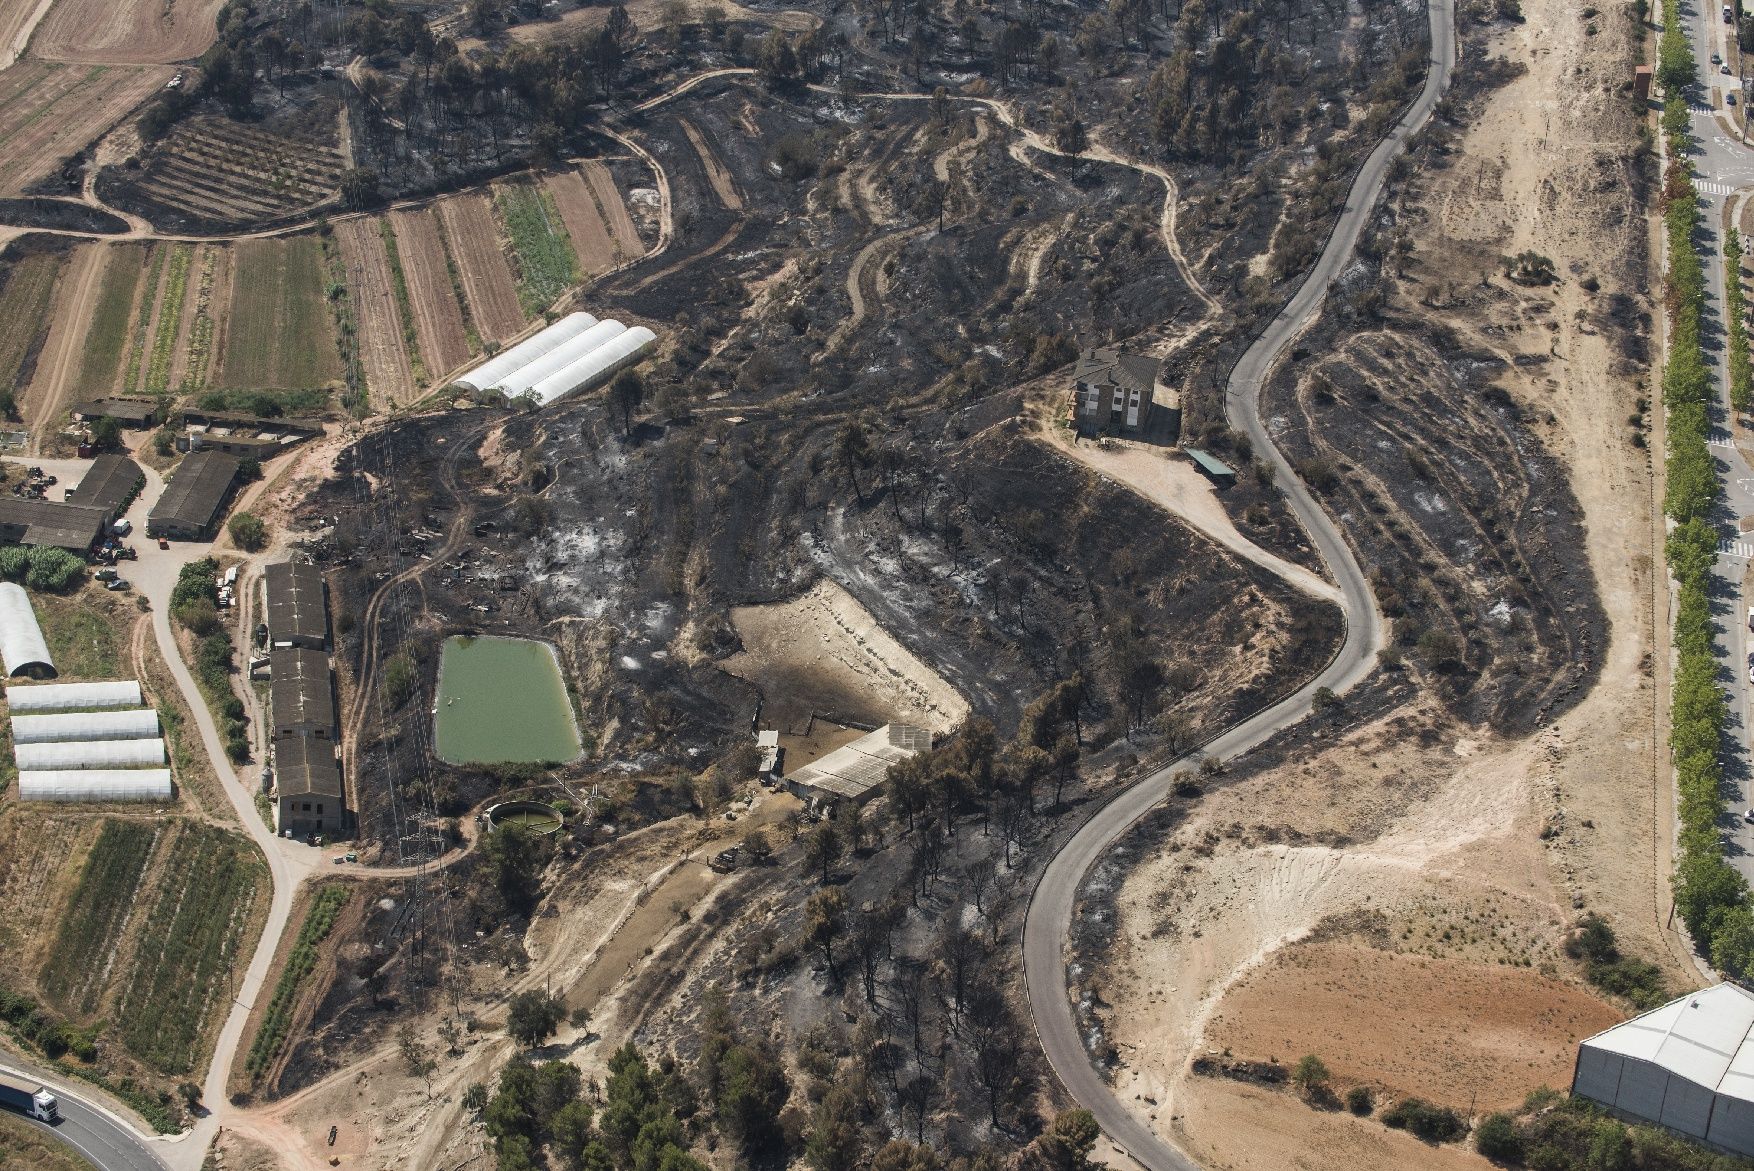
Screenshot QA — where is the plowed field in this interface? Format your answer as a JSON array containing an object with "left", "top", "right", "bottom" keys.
[
  {"left": 0, "top": 251, "right": 63, "bottom": 391},
  {"left": 336, "top": 217, "right": 415, "bottom": 407},
  {"left": 435, "top": 192, "right": 524, "bottom": 342},
  {"left": 23, "top": 243, "right": 107, "bottom": 443},
  {"left": 0, "top": 0, "right": 44, "bottom": 67},
  {"left": 216, "top": 238, "right": 340, "bottom": 390},
  {"left": 389, "top": 208, "right": 472, "bottom": 378},
  {"left": 544, "top": 169, "right": 617, "bottom": 277},
  {"left": 33, "top": 0, "right": 224, "bottom": 64},
  {"left": 0, "top": 61, "right": 172, "bottom": 195},
  {"left": 581, "top": 159, "right": 647, "bottom": 256},
  {"left": 130, "top": 117, "right": 343, "bottom": 228}
]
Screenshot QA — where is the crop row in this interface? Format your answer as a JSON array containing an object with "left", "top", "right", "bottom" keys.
[
  {"left": 378, "top": 218, "right": 428, "bottom": 386},
  {"left": 121, "top": 245, "right": 167, "bottom": 391},
  {"left": 178, "top": 248, "right": 217, "bottom": 393},
  {"left": 244, "top": 884, "right": 350, "bottom": 1079},
  {"left": 38, "top": 821, "right": 157, "bottom": 1016},
  {"left": 114, "top": 823, "right": 265, "bottom": 1074},
  {"left": 145, "top": 245, "right": 193, "bottom": 395},
  {"left": 433, "top": 211, "right": 483, "bottom": 354},
  {"left": 496, "top": 182, "right": 578, "bottom": 316}
]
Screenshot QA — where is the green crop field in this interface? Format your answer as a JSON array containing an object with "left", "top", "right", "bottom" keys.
[
  {"left": 215, "top": 237, "right": 342, "bottom": 390},
  {"left": 496, "top": 182, "right": 577, "bottom": 315},
  {"left": 144, "top": 244, "right": 192, "bottom": 395},
  {"left": 114, "top": 823, "right": 267, "bottom": 1074},
  {"left": 39, "top": 820, "right": 157, "bottom": 1015},
  {"left": 245, "top": 884, "right": 350, "bottom": 1079},
  {"left": 120, "top": 244, "right": 166, "bottom": 391},
  {"left": 76, "top": 244, "right": 145, "bottom": 395},
  {"left": 0, "top": 252, "right": 61, "bottom": 391}
]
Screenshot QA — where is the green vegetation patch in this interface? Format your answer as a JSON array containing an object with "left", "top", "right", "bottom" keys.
[
  {"left": 1477, "top": 1094, "right": 1754, "bottom": 1170},
  {"left": 40, "top": 820, "right": 157, "bottom": 1015},
  {"left": 34, "top": 590, "right": 126, "bottom": 678},
  {"left": 115, "top": 823, "right": 267, "bottom": 1074},
  {"left": 495, "top": 181, "right": 578, "bottom": 316},
  {"left": 378, "top": 217, "right": 428, "bottom": 385},
  {"left": 177, "top": 248, "right": 217, "bottom": 394},
  {"left": 216, "top": 237, "right": 342, "bottom": 390},
  {"left": 121, "top": 244, "right": 167, "bottom": 392},
  {"left": 145, "top": 244, "right": 193, "bottom": 395},
  {"left": 244, "top": 884, "right": 350, "bottom": 1079},
  {"left": 75, "top": 244, "right": 147, "bottom": 394}
]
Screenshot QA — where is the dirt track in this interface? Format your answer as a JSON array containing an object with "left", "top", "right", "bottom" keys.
[
  {"left": 335, "top": 217, "right": 415, "bottom": 408},
  {"left": 434, "top": 192, "right": 523, "bottom": 342},
  {"left": 22, "top": 242, "right": 106, "bottom": 450},
  {"left": 543, "top": 170, "right": 617, "bottom": 277},
  {"left": 388, "top": 209, "right": 471, "bottom": 380},
  {"left": 32, "top": 0, "right": 224, "bottom": 63},
  {"left": 677, "top": 120, "right": 742, "bottom": 212}
]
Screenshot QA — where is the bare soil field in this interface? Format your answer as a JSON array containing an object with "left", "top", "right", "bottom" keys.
[
  {"left": 678, "top": 119, "right": 743, "bottom": 212},
  {"left": 388, "top": 208, "right": 472, "bottom": 379},
  {"left": 0, "top": 248, "right": 63, "bottom": 392},
  {"left": 335, "top": 217, "right": 415, "bottom": 407},
  {"left": 123, "top": 115, "right": 342, "bottom": 231},
  {"left": 581, "top": 159, "right": 646, "bottom": 259},
  {"left": 0, "top": 0, "right": 45, "bottom": 68},
  {"left": 0, "top": 61, "right": 171, "bottom": 196},
  {"left": 434, "top": 191, "right": 524, "bottom": 342},
  {"left": 31, "top": 0, "right": 223, "bottom": 64},
  {"left": 502, "top": 0, "right": 816, "bottom": 46},
  {"left": 216, "top": 237, "right": 341, "bottom": 390},
  {"left": 720, "top": 577, "right": 971, "bottom": 734},
  {"left": 22, "top": 242, "right": 106, "bottom": 444},
  {"left": 543, "top": 169, "right": 617, "bottom": 277}
]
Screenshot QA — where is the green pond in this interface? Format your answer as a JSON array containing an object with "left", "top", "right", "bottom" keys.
[{"left": 434, "top": 636, "right": 583, "bottom": 765}]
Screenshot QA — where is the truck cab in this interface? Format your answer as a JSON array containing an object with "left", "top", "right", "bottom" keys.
[
  {"left": 29, "top": 1088, "right": 57, "bottom": 1122},
  {"left": 0, "top": 1075, "right": 59, "bottom": 1122}
]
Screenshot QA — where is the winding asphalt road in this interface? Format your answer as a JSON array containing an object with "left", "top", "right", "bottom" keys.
[
  {"left": 0, "top": 1058, "right": 167, "bottom": 1171},
  {"left": 1019, "top": 2, "right": 1454, "bottom": 1168}
]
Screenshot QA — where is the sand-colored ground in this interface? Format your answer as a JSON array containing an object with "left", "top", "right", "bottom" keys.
[
  {"left": 544, "top": 168, "right": 618, "bottom": 277},
  {"left": 22, "top": 242, "right": 106, "bottom": 449},
  {"left": 388, "top": 208, "right": 472, "bottom": 380},
  {"left": 0, "top": 0, "right": 47, "bottom": 69},
  {"left": 31, "top": 0, "right": 222, "bottom": 63},
  {"left": 335, "top": 217, "right": 415, "bottom": 408},
  {"left": 581, "top": 159, "right": 645, "bottom": 260},
  {"left": 0, "top": 60, "right": 171, "bottom": 195},
  {"left": 1092, "top": 0, "right": 1679, "bottom": 1165},
  {"left": 720, "top": 577, "right": 970, "bottom": 735},
  {"left": 435, "top": 191, "right": 524, "bottom": 342},
  {"left": 679, "top": 119, "right": 743, "bottom": 212}
]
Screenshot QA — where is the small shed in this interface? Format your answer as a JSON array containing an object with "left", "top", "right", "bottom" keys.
[{"left": 1184, "top": 447, "right": 1237, "bottom": 489}]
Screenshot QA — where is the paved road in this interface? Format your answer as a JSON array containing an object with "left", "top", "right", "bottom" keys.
[
  {"left": 1018, "top": 2, "right": 1454, "bottom": 1167},
  {"left": 0, "top": 1061, "right": 170, "bottom": 1171}
]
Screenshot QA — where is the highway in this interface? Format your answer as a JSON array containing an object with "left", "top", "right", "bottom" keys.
[{"left": 1017, "top": 1, "right": 1454, "bottom": 1168}]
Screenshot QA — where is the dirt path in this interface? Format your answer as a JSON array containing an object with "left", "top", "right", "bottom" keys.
[
  {"left": 677, "top": 119, "right": 743, "bottom": 212},
  {"left": 22, "top": 242, "right": 106, "bottom": 452},
  {"left": 334, "top": 217, "right": 415, "bottom": 408}
]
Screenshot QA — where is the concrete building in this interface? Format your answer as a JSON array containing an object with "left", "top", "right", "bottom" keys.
[
  {"left": 147, "top": 451, "right": 241, "bottom": 541},
  {"left": 269, "top": 647, "right": 337, "bottom": 740},
  {"left": 1072, "top": 347, "right": 1159, "bottom": 436},
  {"left": 1572, "top": 982, "right": 1754, "bottom": 1157},
  {"left": 784, "top": 724, "right": 931, "bottom": 807},
  {"left": 274, "top": 734, "right": 344, "bottom": 838},
  {"left": 178, "top": 410, "right": 322, "bottom": 459},
  {"left": 64, "top": 454, "right": 144, "bottom": 522},
  {"left": 265, "top": 561, "right": 328, "bottom": 650}
]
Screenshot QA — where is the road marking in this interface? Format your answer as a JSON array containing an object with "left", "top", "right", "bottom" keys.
[
  {"left": 1721, "top": 539, "right": 1754, "bottom": 559},
  {"left": 1699, "top": 179, "right": 1736, "bottom": 196},
  {"left": 1696, "top": 104, "right": 1719, "bottom": 116},
  {"left": 1711, "top": 435, "right": 1739, "bottom": 449}
]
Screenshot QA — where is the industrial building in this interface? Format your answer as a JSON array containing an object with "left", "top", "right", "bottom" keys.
[
  {"left": 19, "top": 769, "right": 172, "bottom": 802},
  {"left": 0, "top": 584, "right": 53, "bottom": 679},
  {"left": 70, "top": 398, "right": 160, "bottom": 429},
  {"left": 454, "top": 312, "right": 658, "bottom": 408},
  {"left": 1573, "top": 982, "right": 1754, "bottom": 1157},
  {"left": 1071, "top": 347, "right": 1160, "bottom": 436},
  {"left": 6, "top": 680, "right": 143, "bottom": 712},
  {"left": 0, "top": 496, "right": 108, "bottom": 554},
  {"left": 783, "top": 724, "right": 932, "bottom": 807},
  {"left": 63, "top": 455, "right": 145, "bottom": 521},
  {"left": 179, "top": 410, "right": 322, "bottom": 458},
  {"left": 147, "top": 450, "right": 242, "bottom": 541},
  {"left": 265, "top": 561, "right": 328, "bottom": 650},
  {"left": 274, "top": 734, "right": 344, "bottom": 839},
  {"left": 269, "top": 647, "right": 337, "bottom": 740}
]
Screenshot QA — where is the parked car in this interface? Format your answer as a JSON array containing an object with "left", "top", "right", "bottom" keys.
[
  {"left": 1714, "top": 52, "right": 1723, "bottom": 64},
  {"left": 94, "top": 568, "right": 117, "bottom": 582},
  {"left": 103, "top": 578, "right": 129, "bottom": 591},
  {"left": 111, "top": 519, "right": 130, "bottom": 537},
  {"left": 1725, "top": 64, "right": 1735, "bottom": 75},
  {"left": 157, "top": 536, "right": 169, "bottom": 550}
]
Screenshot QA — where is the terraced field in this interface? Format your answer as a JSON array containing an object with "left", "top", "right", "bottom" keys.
[
  {"left": 130, "top": 117, "right": 342, "bottom": 227},
  {"left": 0, "top": 61, "right": 172, "bottom": 196},
  {"left": 216, "top": 237, "right": 341, "bottom": 390},
  {"left": 0, "top": 812, "right": 98, "bottom": 978},
  {"left": 389, "top": 208, "right": 474, "bottom": 377},
  {"left": 581, "top": 159, "right": 647, "bottom": 257},
  {"left": 435, "top": 191, "right": 525, "bottom": 342}
]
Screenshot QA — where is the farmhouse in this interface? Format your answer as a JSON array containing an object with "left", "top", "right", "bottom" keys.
[
  {"left": 1071, "top": 347, "right": 1159, "bottom": 436},
  {"left": 784, "top": 724, "right": 931, "bottom": 807},
  {"left": 1573, "top": 982, "right": 1754, "bottom": 1156},
  {"left": 265, "top": 560, "right": 328, "bottom": 650},
  {"left": 274, "top": 734, "right": 344, "bottom": 839},
  {"left": 147, "top": 450, "right": 241, "bottom": 541}
]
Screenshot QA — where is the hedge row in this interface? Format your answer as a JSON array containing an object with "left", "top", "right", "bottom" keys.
[{"left": 1730, "top": 229, "right": 1752, "bottom": 415}]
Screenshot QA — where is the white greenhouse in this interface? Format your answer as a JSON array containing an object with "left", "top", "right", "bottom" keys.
[
  {"left": 12, "top": 707, "right": 160, "bottom": 744},
  {"left": 492, "top": 319, "right": 622, "bottom": 398},
  {"left": 455, "top": 312, "right": 597, "bottom": 392},
  {"left": 526, "top": 325, "right": 657, "bottom": 408},
  {"left": 19, "top": 769, "right": 172, "bottom": 803},
  {"left": 15, "top": 737, "right": 166, "bottom": 771},
  {"left": 0, "top": 583, "right": 53, "bottom": 679},
  {"left": 6, "top": 680, "right": 143, "bottom": 712}
]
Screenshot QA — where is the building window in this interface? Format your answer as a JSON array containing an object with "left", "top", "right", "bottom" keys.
[
  {"left": 302, "top": 802, "right": 312, "bottom": 812},
  {"left": 317, "top": 804, "right": 324, "bottom": 814}
]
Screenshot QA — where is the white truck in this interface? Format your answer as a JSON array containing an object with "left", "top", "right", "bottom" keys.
[{"left": 0, "top": 1074, "right": 58, "bottom": 1122}]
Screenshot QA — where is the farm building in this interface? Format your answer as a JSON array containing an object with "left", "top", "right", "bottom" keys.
[
  {"left": 784, "top": 724, "right": 932, "bottom": 807},
  {"left": 180, "top": 410, "right": 322, "bottom": 458},
  {"left": 270, "top": 647, "right": 337, "bottom": 740},
  {"left": 1071, "top": 347, "right": 1159, "bottom": 436},
  {"left": 64, "top": 454, "right": 145, "bottom": 521},
  {"left": 147, "top": 450, "right": 242, "bottom": 541},
  {"left": 265, "top": 560, "right": 328, "bottom": 650},
  {"left": 15, "top": 738, "right": 166, "bottom": 770},
  {"left": 274, "top": 734, "right": 344, "bottom": 838},
  {"left": 71, "top": 398, "right": 160, "bottom": 429},
  {"left": 0, "top": 584, "right": 53, "bottom": 679},
  {"left": 454, "top": 312, "right": 658, "bottom": 408},
  {"left": 1573, "top": 982, "right": 1754, "bottom": 1156},
  {"left": 19, "top": 769, "right": 172, "bottom": 803},
  {"left": 1184, "top": 448, "right": 1237, "bottom": 489},
  {"left": 7, "top": 679, "right": 143, "bottom": 712},
  {"left": 12, "top": 707, "right": 160, "bottom": 743},
  {"left": 0, "top": 496, "right": 108, "bottom": 553}
]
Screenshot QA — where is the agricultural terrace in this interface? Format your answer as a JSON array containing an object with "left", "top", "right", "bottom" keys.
[
  {"left": 217, "top": 238, "right": 342, "bottom": 390},
  {"left": 336, "top": 218, "right": 418, "bottom": 407},
  {"left": 31, "top": 0, "right": 226, "bottom": 65},
  {"left": 435, "top": 193, "right": 524, "bottom": 342},
  {"left": 143, "top": 244, "right": 195, "bottom": 396},
  {"left": 130, "top": 118, "right": 344, "bottom": 229},
  {"left": 388, "top": 209, "right": 476, "bottom": 377},
  {"left": 544, "top": 169, "right": 618, "bottom": 278},
  {"left": 74, "top": 243, "right": 147, "bottom": 395},
  {"left": 495, "top": 180, "right": 578, "bottom": 316},
  {"left": 0, "top": 251, "right": 62, "bottom": 392},
  {"left": 0, "top": 62, "right": 171, "bottom": 196}
]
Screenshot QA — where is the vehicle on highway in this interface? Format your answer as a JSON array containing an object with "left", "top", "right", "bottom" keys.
[{"left": 0, "top": 1074, "right": 58, "bottom": 1122}]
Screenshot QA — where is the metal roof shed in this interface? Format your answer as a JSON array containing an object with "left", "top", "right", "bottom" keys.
[
  {"left": 12, "top": 707, "right": 160, "bottom": 743},
  {"left": 66, "top": 454, "right": 145, "bottom": 519},
  {"left": 1184, "top": 448, "right": 1237, "bottom": 488},
  {"left": 264, "top": 561, "right": 328, "bottom": 649},
  {"left": 0, "top": 584, "right": 53, "bottom": 679},
  {"left": 270, "top": 647, "right": 337, "bottom": 737},
  {"left": 783, "top": 724, "right": 931, "bottom": 806},
  {"left": 15, "top": 737, "right": 166, "bottom": 770},
  {"left": 147, "top": 450, "right": 241, "bottom": 541},
  {"left": 7, "top": 680, "right": 143, "bottom": 712},
  {"left": 19, "top": 769, "right": 172, "bottom": 802}
]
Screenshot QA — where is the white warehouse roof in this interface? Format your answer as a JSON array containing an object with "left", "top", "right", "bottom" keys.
[
  {"left": 0, "top": 583, "right": 53, "bottom": 679},
  {"left": 12, "top": 708, "right": 160, "bottom": 744},
  {"left": 7, "top": 680, "right": 143, "bottom": 712},
  {"left": 1574, "top": 983, "right": 1754, "bottom": 1156},
  {"left": 19, "top": 769, "right": 172, "bottom": 803},
  {"left": 15, "top": 737, "right": 166, "bottom": 770},
  {"left": 455, "top": 312, "right": 597, "bottom": 392}
]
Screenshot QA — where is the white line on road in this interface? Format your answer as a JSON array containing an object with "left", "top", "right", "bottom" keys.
[
  {"left": 1699, "top": 179, "right": 1735, "bottom": 195},
  {"left": 1721, "top": 540, "right": 1754, "bottom": 559}
]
